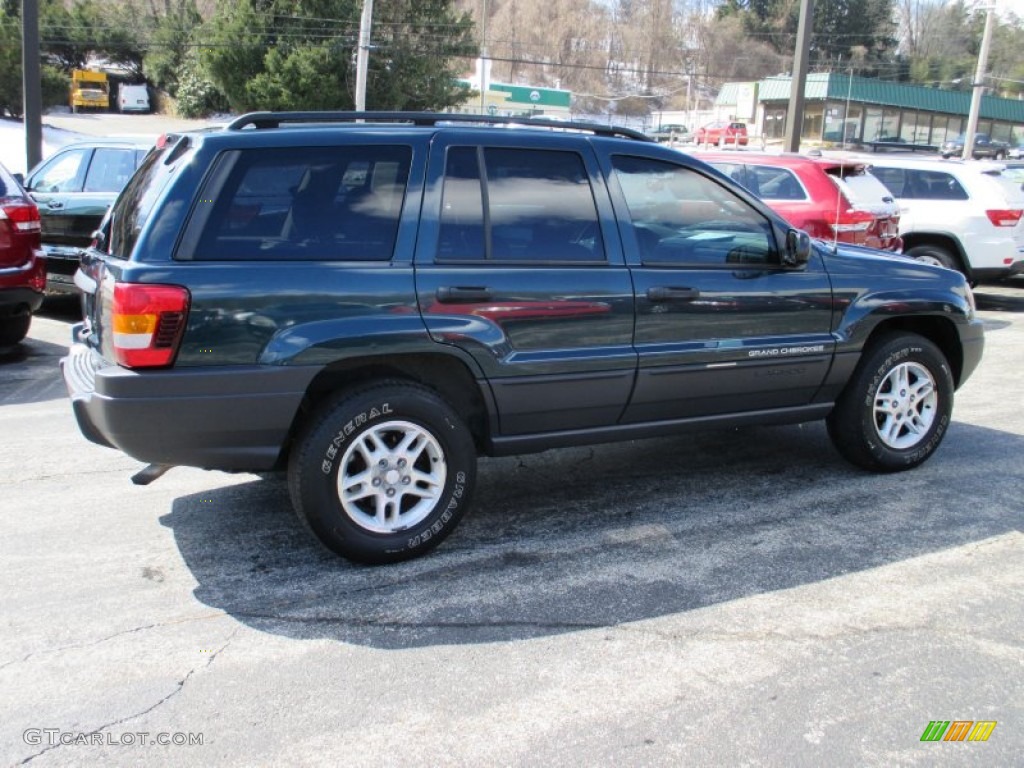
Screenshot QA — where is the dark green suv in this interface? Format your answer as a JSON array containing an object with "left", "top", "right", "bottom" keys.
[
  {"left": 62, "top": 112, "right": 985, "bottom": 564},
  {"left": 23, "top": 138, "right": 152, "bottom": 293}
]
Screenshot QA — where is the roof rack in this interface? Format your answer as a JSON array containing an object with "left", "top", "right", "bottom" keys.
[{"left": 224, "top": 111, "right": 653, "bottom": 142}]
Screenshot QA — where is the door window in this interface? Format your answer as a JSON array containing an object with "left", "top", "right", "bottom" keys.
[
  {"left": 29, "top": 149, "right": 90, "bottom": 193},
  {"left": 83, "top": 148, "right": 140, "bottom": 192},
  {"left": 612, "top": 155, "right": 777, "bottom": 266},
  {"left": 437, "top": 146, "right": 604, "bottom": 263}
]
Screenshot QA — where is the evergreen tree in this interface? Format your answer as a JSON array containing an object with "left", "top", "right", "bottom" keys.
[{"left": 202, "top": 0, "right": 477, "bottom": 112}]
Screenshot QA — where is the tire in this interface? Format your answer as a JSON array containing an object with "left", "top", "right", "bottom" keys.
[
  {"left": 288, "top": 381, "right": 477, "bottom": 564},
  {"left": 0, "top": 315, "right": 31, "bottom": 347},
  {"left": 904, "top": 243, "right": 958, "bottom": 272},
  {"left": 827, "top": 333, "right": 954, "bottom": 472},
  {"left": 995, "top": 151, "right": 1006, "bottom": 161}
]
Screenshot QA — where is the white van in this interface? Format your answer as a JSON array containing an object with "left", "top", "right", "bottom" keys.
[{"left": 117, "top": 84, "right": 150, "bottom": 113}]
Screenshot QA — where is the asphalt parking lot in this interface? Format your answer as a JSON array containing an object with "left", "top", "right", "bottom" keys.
[{"left": 1, "top": 283, "right": 1022, "bottom": 767}]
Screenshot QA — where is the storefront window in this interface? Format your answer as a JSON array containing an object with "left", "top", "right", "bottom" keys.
[
  {"left": 990, "top": 123, "right": 1012, "bottom": 142},
  {"left": 863, "top": 108, "right": 883, "bottom": 143},
  {"left": 823, "top": 102, "right": 861, "bottom": 142},
  {"left": 899, "top": 111, "right": 932, "bottom": 145},
  {"left": 801, "top": 104, "right": 824, "bottom": 139},
  {"left": 761, "top": 107, "right": 787, "bottom": 140}
]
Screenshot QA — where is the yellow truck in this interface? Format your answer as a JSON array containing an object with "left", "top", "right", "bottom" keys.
[{"left": 70, "top": 70, "right": 109, "bottom": 113}]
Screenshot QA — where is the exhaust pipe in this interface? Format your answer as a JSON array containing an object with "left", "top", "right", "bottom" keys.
[{"left": 131, "top": 464, "right": 173, "bottom": 486}]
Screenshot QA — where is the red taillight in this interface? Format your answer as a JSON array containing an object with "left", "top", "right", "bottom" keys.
[
  {"left": 832, "top": 209, "right": 875, "bottom": 234},
  {"left": 112, "top": 283, "right": 190, "bottom": 368},
  {"left": 0, "top": 200, "right": 42, "bottom": 233},
  {"left": 985, "top": 209, "right": 1023, "bottom": 227}
]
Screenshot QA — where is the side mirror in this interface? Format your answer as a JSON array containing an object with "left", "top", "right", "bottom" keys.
[
  {"left": 13, "top": 172, "right": 25, "bottom": 187},
  {"left": 784, "top": 228, "right": 811, "bottom": 267}
]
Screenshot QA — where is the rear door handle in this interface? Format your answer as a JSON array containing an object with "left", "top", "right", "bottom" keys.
[
  {"left": 436, "top": 286, "right": 493, "bottom": 303},
  {"left": 46, "top": 200, "right": 65, "bottom": 210},
  {"left": 647, "top": 286, "right": 700, "bottom": 301}
]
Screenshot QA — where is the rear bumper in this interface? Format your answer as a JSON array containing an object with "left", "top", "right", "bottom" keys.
[
  {"left": 40, "top": 244, "right": 84, "bottom": 294},
  {"left": 61, "top": 342, "right": 320, "bottom": 471}
]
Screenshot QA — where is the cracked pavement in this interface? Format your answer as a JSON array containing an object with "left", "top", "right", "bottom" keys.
[{"left": 1, "top": 286, "right": 1022, "bottom": 766}]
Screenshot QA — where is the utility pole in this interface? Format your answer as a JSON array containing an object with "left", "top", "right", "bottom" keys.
[
  {"left": 784, "top": 0, "right": 814, "bottom": 153},
  {"left": 22, "top": 0, "right": 43, "bottom": 171},
  {"left": 962, "top": 6, "right": 995, "bottom": 161},
  {"left": 354, "top": 0, "right": 374, "bottom": 111}
]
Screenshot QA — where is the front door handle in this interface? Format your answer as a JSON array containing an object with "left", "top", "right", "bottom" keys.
[
  {"left": 436, "top": 286, "right": 493, "bottom": 303},
  {"left": 46, "top": 199, "right": 65, "bottom": 210},
  {"left": 647, "top": 286, "right": 700, "bottom": 301}
]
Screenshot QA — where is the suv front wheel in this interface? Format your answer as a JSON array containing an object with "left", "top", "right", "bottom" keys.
[
  {"left": 827, "top": 333, "right": 954, "bottom": 472},
  {"left": 289, "top": 381, "right": 477, "bottom": 564}
]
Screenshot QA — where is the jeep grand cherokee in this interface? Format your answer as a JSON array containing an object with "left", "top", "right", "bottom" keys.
[{"left": 62, "top": 112, "right": 984, "bottom": 564}]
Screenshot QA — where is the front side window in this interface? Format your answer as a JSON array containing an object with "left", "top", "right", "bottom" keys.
[
  {"left": 29, "top": 149, "right": 89, "bottom": 193},
  {"left": 187, "top": 145, "right": 411, "bottom": 261},
  {"left": 438, "top": 146, "right": 604, "bottom": 263},
  {"left": 612, "top": 155, "right": 777, "bottom": 266}
]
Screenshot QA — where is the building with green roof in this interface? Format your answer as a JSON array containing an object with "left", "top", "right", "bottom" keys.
[{"left": 717, "top": 73, "right": 1024, "bottom": 147}]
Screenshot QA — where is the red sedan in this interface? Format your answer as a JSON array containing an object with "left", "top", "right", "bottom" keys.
[
  {"left": 696, "top": 121, "right": 749, "bottom": 147},
  {"left": 699, "top": 152, "right": 903, "bottom": 252}
]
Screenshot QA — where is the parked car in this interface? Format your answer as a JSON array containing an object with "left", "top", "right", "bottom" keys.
[
  {"left": 699, "top": 152, "right": 902, "bottom": 252},
  {"left": 22, "top": 138, "right": 152, "bottom": 293},
  {"left": 1006, "top": 141, "right": 1024, "bottom": 160},
  {"left": 648, "top": 124, "right": 689, "bottom": 143},
  {"left": 696, "top": 121, "right": 748, "bottom": 147},
  {"left": 868, "top": 157, "right": 1024, "bottom": 280},
  {"left": 939, "top": 133, "right": 1009, "bottom": 160},
  {"left": 0, "top": 162, "right": 45, "bottom": 347},
  {"left": 63, "top": 112, "right": 983, "bottom": 565}
]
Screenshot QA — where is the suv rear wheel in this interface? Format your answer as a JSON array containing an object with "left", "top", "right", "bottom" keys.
[
  {"left": 827, "top": 333, "right": 953, "bottom": 472},
  {"left": 288, "top": 381, "right": 477, "bottom": 564}
]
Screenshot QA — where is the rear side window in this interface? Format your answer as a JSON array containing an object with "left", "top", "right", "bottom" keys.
[
  {"left": 83, "top": 148, "right": 141, "bottom": 193},
  {"left": 182, "top": 145, "right": 411, "bottom": 261},
  {"left": 107, "top": 146, "right": 178, "bottom": 258},
  {"left": 437, "top": 146, "right": 604, "bottom": 263},
  {"left": 872, "top": 167, "right": 968, "bottom": 200},
  {"left": 751, "top": 166, "right": 806, "bottom": 201}
]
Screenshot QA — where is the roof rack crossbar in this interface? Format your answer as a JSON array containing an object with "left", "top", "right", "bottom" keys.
[{"left": 225, "top": 111, "right": 653, "bottom": 142}]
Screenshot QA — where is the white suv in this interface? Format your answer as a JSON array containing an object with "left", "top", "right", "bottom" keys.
[{"left": 868, "top": 157, "right": 1024, "bottom": 281}]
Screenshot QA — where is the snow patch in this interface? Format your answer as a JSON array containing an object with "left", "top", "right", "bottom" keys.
[{"left": 0, "top": 119, "right": 85, "bottom": 176}]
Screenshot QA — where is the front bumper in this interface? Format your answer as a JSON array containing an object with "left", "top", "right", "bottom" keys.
[
  {"left": 61, "top": 341, "right": 320, "bottom": 471},
  {"left": 958, "top": 317, "right": 986, "bottom": 388}
]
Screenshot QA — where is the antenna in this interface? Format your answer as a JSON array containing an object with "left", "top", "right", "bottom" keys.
[{"left": 831, "top": 64, "right": 855, "bottom": 252}]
